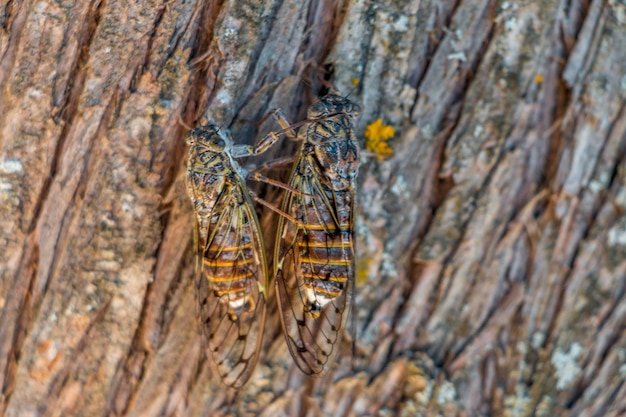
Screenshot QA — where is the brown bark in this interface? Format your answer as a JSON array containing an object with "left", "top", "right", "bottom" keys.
[{"left": 1, "top": 0, "right": 625, "bottom": 416}]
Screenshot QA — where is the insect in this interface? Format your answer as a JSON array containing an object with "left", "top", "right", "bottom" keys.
[
  {"left": 274, "top": 93, "right": 361, "bottom": 375},
  {"left": 185, "top": 123, "right": 285, "bottom": 387}
]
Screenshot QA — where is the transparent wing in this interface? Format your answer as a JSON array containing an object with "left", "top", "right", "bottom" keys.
[
  {"left": 193, "top": 181, "right": 268, "bottom": 388},
  {"left": 275, "top": 156, "right": 354, "bottom": 375}
]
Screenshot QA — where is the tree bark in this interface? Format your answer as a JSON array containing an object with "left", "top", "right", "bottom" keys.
[{"left": 1, "top": 0, "right": 625, "bottom": 416}]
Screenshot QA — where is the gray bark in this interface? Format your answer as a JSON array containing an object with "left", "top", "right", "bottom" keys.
[{"left": 1, "top": 0, "right": 625, "bottom": 416}]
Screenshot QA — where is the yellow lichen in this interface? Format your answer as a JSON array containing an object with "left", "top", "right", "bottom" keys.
[
  {"left": 364, "top": 118, "right": 395, "bottom": 158},
  {"left": 535, "top": 74, "right": 544, "bottom": 84},
  {"left": 352, "top": 78, "right": 360, "bottom": 86}
]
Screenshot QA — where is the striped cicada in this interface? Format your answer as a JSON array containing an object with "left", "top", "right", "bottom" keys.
[
  {"left": 185, "top": 123, "right": 283, "bottom": 387},
  {"left": 274, "top": 93, "right": 361, "bottom": 375}
]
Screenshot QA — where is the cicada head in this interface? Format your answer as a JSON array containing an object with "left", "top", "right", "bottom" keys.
[
  {"left": 307, "top": 94, "right": 361, "bottom": 120},
  {"left": 184, "top": 123, "right": 234, "bottom": 152},
  {"left": 185, "top": 124, "right": 236, "bottom": 175}
]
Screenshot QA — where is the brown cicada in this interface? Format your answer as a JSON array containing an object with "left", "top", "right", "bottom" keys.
[
  {"left": 185, "top": 123, "right": 285, "bottom": 387},
  {"left": 273, "top": 94, "right": 361, "bottom": 375}
]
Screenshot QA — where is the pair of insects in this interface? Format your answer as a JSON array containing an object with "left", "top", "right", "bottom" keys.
[{"left": 185, "top": 94, "right": 361, "bottom": 387}]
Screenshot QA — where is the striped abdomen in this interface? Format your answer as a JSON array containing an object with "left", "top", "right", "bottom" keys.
[
  {"left": 200, "top": 206, "right": 257, "bottom": 311},
  {"left": 295, "top": 187, "right": 354, "bottom": 314}
]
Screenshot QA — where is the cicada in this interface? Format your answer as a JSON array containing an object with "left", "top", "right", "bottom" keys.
[
  {"left": 185, "top": 123, "right": 282, "bottom": 387},
  {"left": 274, "top": 94, "right": 361, "bottom": 375}
]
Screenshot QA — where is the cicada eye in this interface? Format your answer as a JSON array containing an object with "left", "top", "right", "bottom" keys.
[
  {"left": 184, "top": 130, "right": 195, "bottom": 145},
  {"left": 210, "top": 137, "right": 226, "bottom": 150},
  {"left": 307, "top": 102, "right": 327, "bottom": 119},
  {"left": 346, "top": 101, "right": 361, "bottom": 117}
]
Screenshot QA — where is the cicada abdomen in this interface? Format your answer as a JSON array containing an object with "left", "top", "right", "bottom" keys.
[
  {"left": 274, "top": 94, "right": 361, "bottom": 375},
  {"left": 185, "top": 124, "right": 270, "bottom": 388}
]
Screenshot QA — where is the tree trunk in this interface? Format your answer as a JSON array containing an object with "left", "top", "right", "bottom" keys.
[{"left": 1, "top": 0, "right": 625, "bottom": 416}]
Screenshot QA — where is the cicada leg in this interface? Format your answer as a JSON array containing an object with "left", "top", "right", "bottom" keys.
[{"left": 248, "top": 190, "right": 304, "bottom": 228}]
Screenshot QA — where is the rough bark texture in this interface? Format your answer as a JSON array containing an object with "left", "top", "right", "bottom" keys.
[{"left": 1, "top": 0, "right": 625, "bottom": 416}]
